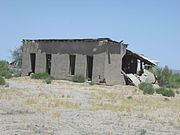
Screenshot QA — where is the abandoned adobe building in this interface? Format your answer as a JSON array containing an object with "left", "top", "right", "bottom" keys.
[{"left": 21, "top": 38, "right": 157, "bottom": 85}]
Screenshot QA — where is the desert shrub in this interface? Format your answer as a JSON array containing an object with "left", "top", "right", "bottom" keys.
[
  {"left": 44, "top": 77, "right": 52, "bottom": 84},
  {"left": 0, "top": 61, "right": 11, "bottom": 77},
  {"left": 156, "top": 87, "right": 175, "bottom": 97},
  {"left": 164, "top": 98, "right": 170, "bottom": 101},
  {"left": 162, "top": 89, "right": 175, "bottom": 97},
  {"left": 143, "top": 86, "right": 155, "bottom": 95},
  {"left": 139, "top": 82, "right": 150, "bottom": 90},
  {"left": 170, "top": 82, "right": 180, "bottom": 88},
  {"left": 0, "top": 60, "right": 21, "bottom": 79},
  {"left": 170, "top": 73, "right": 180, "bottom": 88},
  {"left": 10, "top": 68, "right": 21, "bottom": 77},
  {"left": 11, "top": 45, "right": 23, "bottom": 68},
  {"left": 156, "top": 87, "right": 166, "bottom": 94},
  {"left": 139, "top": 83, "right": 155, "bottom": 95},
  {"left": 155, "top": 66, "right": 172, "bottom": 87},
  {"left": 31, "top": 72, "right": 54, "bottom": 80},
  {"left": 72, "top": 75, "right": 85, "bottom": 83},
  {"left": 127, "top": 96, "right": 133, "bottom": 99},
  {"left": 0, "top": 76, "right": 5, "bottom": 85},
  {"left": 153, "top": 66, "right": 180, "bottom": 88},
  {"left": 13, "top": 72, "right": 21, "bottom": 77},
  {"left": 139, "top": 129, "right": 147, "bottom": 135},
  {"left": 0, "top": 70, "right": 9, "bottom": 76},
  {"left": 5, "top": 72, "right": 12, "bottom": 79}
]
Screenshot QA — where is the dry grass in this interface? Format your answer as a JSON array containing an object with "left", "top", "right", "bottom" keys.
[
  {"left": 89, "top": 85, "right": 179, "bottom": 112},
  {"left": 52, "top": 111, "right": 61, "bottom": 119},
  {"left": 1, "top": 77, "right": 180, "bottom": 126},
  {"left": 34, "top": 101, "right": 79, "bottom": 112},
  {"left": 87, "top": 84, "right": 180, "bottom": 124},
  {"left": 24, "top": 94, "right": 79, "bottom": 112},
  {"left": 91, "top": 90, "right": 117, "bottom": 102},
  {"left": 90, "top": 101, "right": 133, "bottom": 113},
  {"left": 0, "top": 89, "right": 23, "bottom": 100}
]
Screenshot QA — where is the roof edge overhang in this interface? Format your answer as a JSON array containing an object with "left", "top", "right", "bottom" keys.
[
  {"left": 126, "top": 49, "right": 157, "bottom": 66},
  {"left": 22, "top": 38, "right": 128, "bottom": 46}
]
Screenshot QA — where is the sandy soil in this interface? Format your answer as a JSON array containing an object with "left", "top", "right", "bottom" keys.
[{"left": 0, "top": 77, "right": 180, "bottom": 135}]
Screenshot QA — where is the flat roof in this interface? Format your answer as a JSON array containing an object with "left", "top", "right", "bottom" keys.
[{"left": 23, "top": 38, "right": 128, "bottom": 46}]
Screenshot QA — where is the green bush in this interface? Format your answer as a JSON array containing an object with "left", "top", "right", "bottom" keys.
[
  {"left": 143, "top": 86, "right": 155, "bottom": 95},
  {"left": 170, "top": 73, "right": 180, "bottom": 88},
  {"left": 139, "top": 82, "right": 150, "bottom": 90},
  {"left": 0, "top": 61, "right": 11, "bottom": 77},
  {"left": 154, "top": 66, "right": 172, "bottom": 87},
  {"left": 156, "top": 87, "right": 166, "bottom": 94},
  {"left": 72, "top": 75, "right": 85, "bottom": 83},
  {"left": 31, "top": 72, "right": 54, "bottom": 80},
  {"left": 153, "top": 66, "right": 180, "bottom": 88},
  {"left": 0, "top": 76, "right": 5, "bottom": 85},
  {"left": 13, "top": 72, "right": 21, "bottom": 77},
  {"left": 11, "top": 45, "right": 23, "bottom": 68},
  {"left": 0, "top": 70, "right": 9, "bottom": 76},
  {"left": 0, "top": 60, "right": 21, "bottom": 79},
  {"left": 162, "top": 89, "right": 175, "bottom": 97},
  {"left": 127, "top": 96, "right": 133, "bottom": 99},
  {"left": 44, "top": 77, "right": 52, "bottom": 84},
  {"left": 155, "top": 87, "right": 175, "bottom": 97},
  {"left": 139, "top": 83, "right": 155, "bottom": 95},
  {"left": 11, "top": 68, "right": 21, "bottom": 77},
  {"left": 5, "top": 72, "right": 12, "bottom": 79}
]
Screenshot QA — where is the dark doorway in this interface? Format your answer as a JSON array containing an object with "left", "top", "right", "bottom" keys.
[
  {"left": 46, "top": 54, "right": 52, "bottom": 74},
  {"left": 69, "top": 55, "right": 76, "bottom": 75},
  {"left": 86, "top": 56, "right": 93, "bottom": 81},
  {"left": 122, "top": 54, "right": 137, "bottom": 74},
  {"left": 30, "top": 53, "right": 36, "bottom": 73}
]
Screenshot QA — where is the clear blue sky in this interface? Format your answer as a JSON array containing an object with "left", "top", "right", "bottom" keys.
[{"left": 0, "top": 0, "right": 180, "bottom": 69}]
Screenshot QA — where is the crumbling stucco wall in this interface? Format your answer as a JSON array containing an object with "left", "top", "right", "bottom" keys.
[
  {"left": 22, "top": 39, "right": 126, "bottom": 85},
  {"left": 104, "top": 54, "right": 125, "bottom": 85},
  {"left": 104, "top": 43, "right": 126, "bottom": 85},
  {"left": 35, "top": 52, "right": 46, "bottom": 73},
  {"left": 92, "top": 53, "right": 106, "bottom": 83},
  {"left": 21, "top": 52, "right": 31, "bottom": 76},
  {"left": 75, "top": 54, "right": 87, "bottom": 78},
  {"left": 51, "top": 54, "right": 69, "bottom": 79}
]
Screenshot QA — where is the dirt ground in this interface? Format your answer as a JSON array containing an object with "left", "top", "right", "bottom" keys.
[{"left": 0, "top": 77, "right": 180, "bottom": 135}]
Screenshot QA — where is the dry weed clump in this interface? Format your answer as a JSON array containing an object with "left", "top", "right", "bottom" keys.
[
  {"left": 52, "top": 111, "right": 61, "bottom": 119},
  {"left": 24, "top": 94, "right": 79, "bottom": 112},
  {"left": 89, "top": 101, "right": 133, "bottom": 113},
  {"left": 91, "top": 90, "right": 118, "bottom": 102}
]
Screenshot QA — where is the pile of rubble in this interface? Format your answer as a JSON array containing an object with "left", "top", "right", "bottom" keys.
[
  {"left": 122, "top": 49, "right": 160, "bottom": 88},
  {"left": 126, "top": 69, "right": 159, "bottom": 88}
]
